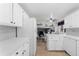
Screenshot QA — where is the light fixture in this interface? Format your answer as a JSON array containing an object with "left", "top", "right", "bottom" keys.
[
  {"left": 49, "top": 19, "right": 52, "bottom": 22},
  {"left": 49, "top": 13, "right": 55, "bottom": 22}
]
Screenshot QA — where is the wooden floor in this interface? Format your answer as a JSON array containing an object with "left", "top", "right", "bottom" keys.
[{"left": 35, "top": 39, "right": 69, "bottom": 56}]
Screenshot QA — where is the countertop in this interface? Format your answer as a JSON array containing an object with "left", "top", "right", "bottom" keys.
[
  {"left": 0, "top": 37, "right": 29, "bottom": 56},
  {"left": 46, "top": 33, "right": 79, "bottom": 41},
  {"left": 64, "top": 34, "right": 79, "bottom": 41},
  {"left": 46, "top": 33, "right": 65, "bottom": 40}
]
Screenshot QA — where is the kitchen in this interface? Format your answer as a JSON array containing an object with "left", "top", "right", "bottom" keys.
[{"left": 0, "top": 3, "right": 79, "bottom": 56}]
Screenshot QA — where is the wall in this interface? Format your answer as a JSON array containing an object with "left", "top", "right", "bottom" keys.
[
  {"left": 0, "top": 26, "right": 16, "bottom": 41},
  {"left": 66, "top": 28, "right": 79, "bottom": 37}
]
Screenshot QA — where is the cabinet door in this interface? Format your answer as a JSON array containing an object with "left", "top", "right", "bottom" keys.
[
  {"left": 47, "top": 40, "right": 55, "bottom": 50},
  {"left": 56, "top": 40, "right": 63, "bottom": 50},
  {"left": 65, "top": 10, "right": 79, "bottom": 28},
  {"left": 31, "top": 18, "right": 37, "bottom": 55},
  {"left": 65, "top": 15, "right": 72, "bottom": 28},
  {"left": 63, "top": 37, "right": 76, "bottom": 56},
  {"left": 0, "top": 4, "right": 12, "bottom": 25},
  {"left": 64, "top": 16, "right": 69, "bottom": 28},
  {"left": 13, "top": 3, "right": 22, "bottom": 27},
  {"left": 77, "top": 41, "right": 79, "bottom": 56},
  {"left": 71, "top": 10, "right": 79, "bottom": 27}
]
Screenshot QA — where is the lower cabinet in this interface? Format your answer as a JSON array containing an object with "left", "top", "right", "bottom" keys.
[
  {"left": 47, "top": 40, "right": 55, "bottom": 50},
  {"left": 12, "top": 43, "right": 29, "bottom": 56},
  {"left": 77, "top": 41, "right": 79, "bottom": 56},
  {"left": 63, "top": 37, "right": 77, "bottom": 56},
  {"left": 47, "top": 34, "right": 64, "bottom": 50},
  {"left": 77, "top": 47, "right": 79, "bottom": 56},
  {"left": 56, "top": 40, "right": 63, "bottom": 50},
  {"left": 47, "top": 40, "right": 63, "bottom": 50}
]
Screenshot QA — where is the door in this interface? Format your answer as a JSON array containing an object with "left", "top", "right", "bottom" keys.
[{"left": 0, "top": 4, "right": 12, "bottom": 25}]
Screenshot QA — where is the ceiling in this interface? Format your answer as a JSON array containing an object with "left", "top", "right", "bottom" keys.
[{"left": 19, "top": 3, "right": 79, "bottom": 21}]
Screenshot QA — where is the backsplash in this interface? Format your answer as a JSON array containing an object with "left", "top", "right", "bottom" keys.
[
  {"left": 0, "top": 26, "right": 16, "bottom": 41},
  {"left": 66, "top": 28, "right": 79, "bottom": 37}
]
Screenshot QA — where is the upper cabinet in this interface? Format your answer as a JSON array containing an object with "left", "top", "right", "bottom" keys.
[
  {"left": 64, "top": 10, "right": 79, "bottom": 28},
  {"left": 0, "top": 4, "right": 12, "bottom": 26},
  {"left": 13, "top": 4, "right": 23, "bottom": 27},
  {"left": 0, "top": 3, "right": 23, "bottom": 27}
]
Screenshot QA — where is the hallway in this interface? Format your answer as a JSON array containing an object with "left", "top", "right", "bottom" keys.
[{"left": 35, "top": 39, "right": 69, "bottom": 56}]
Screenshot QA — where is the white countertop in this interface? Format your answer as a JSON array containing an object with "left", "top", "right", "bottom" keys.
[
  {"left": 64, "top": 34, "right": 79, "bottom": 41},
  {"left": 0, "top": 37, "right": 29, "bottom": 56},
  {"left": 46, "top": 33, "right": 65, "bottom": 40},
  {"left": 46, "top": 33, "right": 79, "bottom": 40}
]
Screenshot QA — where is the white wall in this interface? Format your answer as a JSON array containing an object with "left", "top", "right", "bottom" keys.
[{"left": 0, "top": 26, "right": 16, "bottom": 41}]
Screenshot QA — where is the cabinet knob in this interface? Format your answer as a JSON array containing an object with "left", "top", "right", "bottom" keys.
[
  {"left": 22, "top": 52, "right": 24, "bottom": 54},
  {"left": 22, "top": 50, "right": 26, "bottom": 54},
  {"left": 14, "top": 22, "right": 15, "bottom": 24},
  {"left": 10, "top": 21, "right": 13, "bottom": 23},
  {"left": 16, "top": 52, "right": 18, "bottom": 55}
]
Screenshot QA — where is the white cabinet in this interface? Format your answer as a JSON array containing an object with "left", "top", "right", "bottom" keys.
[
  {"left": 0, "top": 3, "right": 22, "bottom": 27},
  {"left": 64, "top": 15, "right": 71, "bottom": 28},
  {"left": 47, "top": 39, "right": 55, "bottom": 50},
  {"left": 17, "top": 13, "right": 37, "bottom": 55},
  {"left": 29, "top": 18, "right": 37, "bottom": 56},
  {"left": 13, "top": 4, "right": 23, "bottom": 27},
  {"left": 77, "top": 41, "right": 79, "bottom": 56},
  {"left": 63, "top": 37, "right": 76, "bottom": 56},
  {"left": 47, "top": 40, "right": 63, "bottom": 50},
  {"left": 64, "top": 10, "right": 79, "bottom": 28},
  {"left": 56, "top": 40, "right": 63, "bottom": 50},
  {"left": 70, "top": 10, "right": 79, "bottom": 27},
  {"left": 12, "top": 43, "right": 29, "bottom": 56},
  {"left": 47, "top": 34, "right": 63, "bottom": 50},
  {"left": 0, "top": 4, "right": 12, "bottom": 26}
]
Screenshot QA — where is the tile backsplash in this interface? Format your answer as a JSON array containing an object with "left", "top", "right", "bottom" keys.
[{"left": 66, "top": 28, "right": 79, "bottom": 37}]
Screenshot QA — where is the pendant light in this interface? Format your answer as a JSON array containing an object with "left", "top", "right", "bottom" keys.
[{"left": 49, "top": 13, "right": 55, "bottom": 22}]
